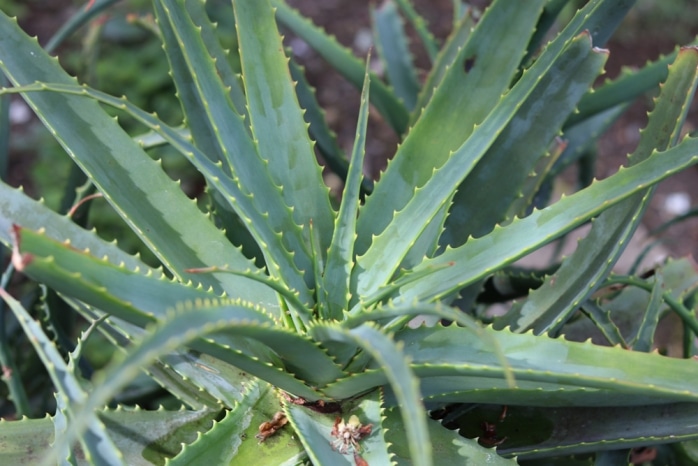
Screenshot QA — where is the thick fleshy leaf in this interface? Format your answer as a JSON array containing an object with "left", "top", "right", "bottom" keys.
[
  {"left": 410, "top": 7, "right": 474, "bottom": 122},
  {"left": 0, "top": 407, "right": 219, "bottom": 466},
  {"left": 0, "top": 12, "right": 274, "bottom": 304},
  {"left": 0, "top": 289, "right": 123, "bottom": 465},
  {"left": 233, "top": 0, "right": 335, "bottom": 256},
  {"left": 355, "top": 0, "right": 547, "bottom": 260},
  {"left": 460, "top": 403, "right": 698, "bottom": 459},
  {"left": 372, "top": 0, "right": 420, "bottom": 111},
  {"left": 310, "top": 323, "right": 432, "bottom": 466},
  {"left": 322, "top": 62, "right": 371, "bottom": 319},
  {"left": 168, "top": 382, "right": 304, "bottom": 465},
  {"left": 499, "top": 46, "right": 698, "bottom": 334},
  {"left": 398, "top": 133, "right": 698, "bottom": 304},
  {"left": 271, "top": 0, "right": 409, "bottom": 134},
  {"left": 355, "top": 32, "right": 605, "bottom": 297},
  {"left": 154, "top": 0, "right": 313, "bottom": 305},
  {"left": 383, "top": 406, "right": 518, "bottom": 465},
  {"left": 285, "top": 389, "right": 390, "bottom": 466}
]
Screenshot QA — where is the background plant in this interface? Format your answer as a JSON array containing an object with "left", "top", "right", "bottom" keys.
[{"left": 1, "top": 0, "right": 698, "bottom": 465}]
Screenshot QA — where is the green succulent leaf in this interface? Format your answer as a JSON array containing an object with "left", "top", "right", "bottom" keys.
[
  {"left": 440, "top": 31, "right": 608, "bottom": 246},
  {"left": 285, "top": 389, "right": 391, "bottom": 466},
  {"left": 411, "top": 7, "right": 474, "bottom": 123},
  {"left": 0, "top": 289, "right": 123, "bottom": 465},
  {"left": 355, "top": 0, "right": 547, "bottom": 261},
  {"left": 0, "top": 406, "right": 219, "bottom": 466},
  {"left": 355, "top": 31, "right": 605, "bottom": 297},
  {"left": 0, "top": 12, "right": 273, "bottom": 304},
  {"left": 383, "top": 406, "right": 518, "bottom": 465},
  {"left": 567, "top": 38, "right": 698, "bottom": 128},
  {"left": 322, "top": 60, "right": 371, "bottom": 320},
  {"left": 499, "top": 46, "right": 698, "bottom": 334},
  {"left": 392, "top": 0, "right": 439, "bottom": 61},
  {"left": 488, "top": 403, "right": 698, "bottom": 459},
  {"left": 271, "top": 0, "right": 409, "bottom": 134},
  {"left": 399, "top": 132, "right": 698, "bottom": 304},
  {"left": 372, "top": 0, "right": 420, "bottom": 111},
  {"left": 154, "top": 0, "right": 314, "bottom": 306},
  {"left": 310, "top": 323, "right": 432, "bottom": 466},
  {"left": 398, "top": 324, "right": 698, "bottom": 406},
  {"left": 233, "top": 0, "right": 335, "bottom": 256},
  {"left": 167, "top": 382, "right": 300, "bottom": 465}
]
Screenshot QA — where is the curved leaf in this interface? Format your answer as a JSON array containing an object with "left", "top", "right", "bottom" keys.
[
  {"left": 233, "top": 0, "right": 335, "bottom": 256},
  {"left": 0, "top": 12, "right": 274, "bottom": 305},
  {"left": 311, "top": 323, "right": 432, "bottom": 466}
]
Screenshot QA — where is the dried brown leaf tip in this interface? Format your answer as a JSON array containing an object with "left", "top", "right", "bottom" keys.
[
  {"left": 330, "top": 415, "right": 372, "bottom": 455},
  {"left": 255, "top": 411, "right": 288, "bottom": 443},
  {"left": 353, "top": 451, "right": 370, "bottom": 466}
]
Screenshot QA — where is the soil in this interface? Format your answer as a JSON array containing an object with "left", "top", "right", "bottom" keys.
[{"left": 8, "top": 0, "right": 698, "bottom": 264}]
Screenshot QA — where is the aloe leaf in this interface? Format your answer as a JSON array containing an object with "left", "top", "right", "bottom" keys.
[
  {"left": 410, "top": 7, "right": 474, "bottom": 123},
  {"left": 326, "top": 318, "right": 698, "bottom": 405},
  {"left": 399, "top": 133, "right": 698, "bottom": 304},
  {"left": 167, "top": 381, "right": 299, "bottom": 465},
  {"left": 355, "top": 33, "right": 604, "bottom": 297},
  {"left": 183, "top": 0, "right": 247, "bottom": 122},
  {"left": 355, "top": 0, "right": 547, "bottom": 258},
  {"left": 230, "top": 383, "right": 306, "bottom": 465},
  {"left": 310, "top": 323, "right": 432, "bottom": 466},
  {"left": 631, "top": 273, "right": 664, "bottom": 351},
  {"left": 154, "top": 0, "right": 247, "bottom": 169},
  {"left": 153, "top": 0, "right": 313, "bottom": 302},
  {"left": 154, "top": 351, "right": 255, "bottom": 408},
  {"left": 383, "top": 406, "right": 518, "bottom": 465},
  {"left": 11, "top": 227, "right": 335, "bottom": 398},
  {"left": 288, "top": 58, "right": 358, "bottom": 190},
  {"left": 11, "top": 226, "right": 238, "bottom": 327},
  {"left": 0, "top": 182, "right": 151, "bottom": 279},
  {"left": 13, "top": 226, "right": 346, "bottom": 384},
  {"left": 578, "top": 301, "right": 627, "bottom": 347},
  {"left": 398, "top": 324, "right": 698, "bottom": 406},
  {"left": 550, "top": 104, "right": 627, "bottom": 182},
  {"left": 491, "top": 403, "right": 698, "bottom": 459},
  {"left": 322, "top": 62, "right": 371, "bottom": 320},
  {"left": 0, "top": 75, "right": 8, "bottom": 182},
  {"left": 522, "top": 0, "right": 569, "bottom": 66},
  {"left": 499, "top": 46, "right": 698, "bottom": 334},
  {"left": 54, "top": 302, "right": 318, "bottom": 458},
  {"left": 356, "top": 0, "right": 637, "bottom": 263},
  {"left": 0, "top": 13, "right": 274, "bottom": 304},
  {"left": 0, "top": 407, "right": 219, "bottom": 466},
  {"left": 286, "top": 389, "right": 390, "bottom": 465},
  {"left": 233, "top": 0, "right": 335, "bottom": 256},
  {"left": 0, "top": 289, "right": 123, "bottom": 465},
  {"left": 372, "top": 0, "right": 420, "bottom": 111},
  {"left": 66, "top": 298, "right": 227, "bottom": 409},
  {"left": 271, "top": 0, "right": 409, "bottom": 135},
  {"left": 567, "top": 37, "right": 698, "bottom": 128},
  {"left": 440, "top": 33, "right": 607, "bottom": 247},
  {"left": 567, "top": 259, "right": 698, "bottom": 346},
  {"left": 284, "top": 401, "right": 349, "bottom": 465},
  {"left": 392, "top": 0, "right": 438, "bottom": 62},
  {"left": 52, "top": 394, "right": 75, "bottom": 466},
  {"left": 2, "top": 81, "right": 312, "bottom": 310},
  {"left": 504, "top": 137, "right": 567, "bottom": 222},
  {"left": 341, "top": 302, "right": 515, "bottom": 391}
]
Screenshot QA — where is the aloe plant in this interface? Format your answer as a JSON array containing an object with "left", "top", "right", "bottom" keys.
[{"left": 2, "top": 0, "right": 698, "bottom": 464}]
